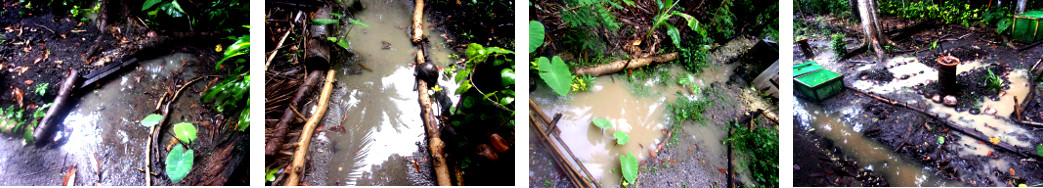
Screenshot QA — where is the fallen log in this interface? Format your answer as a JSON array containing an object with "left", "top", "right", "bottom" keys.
[
  {"left": 33, "top": 69, "right": 79, "bottom": 146},
  {"left": 266, "top": 70, "right": 324, "bottom": 155},
  {"left": 285, "top": 70, "right": 335, "bottom": 186},
  {"left": 573, "top": 52, "right": 679, "bottom": 76},
  {"left": 416, "top": 47, "right": 452, "bottom": 186},
  {"left": 412, "top": 0, "right": 425, "bottom": 43}
]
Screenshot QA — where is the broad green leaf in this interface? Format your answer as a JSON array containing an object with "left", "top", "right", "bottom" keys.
[
  {"left": 142, "top": 0, "right": 162, "bottom": 10},
  {"left": 665, "top": 24, "right": 682, "bottom": 49},
  {"left": 671, "top": 11, "right": 705, "bottom": 37},
  {"left": 614, "top": 131, "right": 630, "bottom": 145},
  {"left": 620, "top": 152, "right": 638, "bottom": 185},
  {"left": 937, "top": 136, "right": 944, "bottom": 145},
  {"left": 455, "top": 81, "right": 472, "bottom": 95},
  {"left": 1037, "top": 145, "right": 1043, "bottom": 157},
  {"left": 217, "top": 35, "right": 250, "bottom": 69},
  {"left": 237, "top": 106, "right": 249, "bottom": 131},
  {"left": 500, "top": 68, "right": 515, "bottom": 86},
  {"left": 499, "top": 96, "right": 513, "bottom": 106},
  {"left": 465, "top": 43, "right": 487, "bottom": 62},
  {"left": 173, "top": 122, "right": 197, "bottom": 143},
  {"left": 455, "top": 69, "right": 471, "bottom": 83},
  {"left": 141, "top": 114, "right": 163, "bottom": 127},
  {"left": 529, "top": 20, "right": 545, "bottom": 54},
  {"left": 348, "top": 18, "right": 372, "bottom": 28},
  {"left": 537, "top": 56, "right": 572, "bottom": 96},
  {"left": 592, "top": 118, "right": 612, "bottom": 129},
  {"left": 165, "top": 144, "right": 194, "bottom": 183},
  {"left": 312, "top": 18, "right": 340, "bottom": 25}
]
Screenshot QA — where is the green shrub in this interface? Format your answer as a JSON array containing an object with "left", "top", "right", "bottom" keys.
[{"left": 830, "top": 33, "right": 846, "bottom": 57}]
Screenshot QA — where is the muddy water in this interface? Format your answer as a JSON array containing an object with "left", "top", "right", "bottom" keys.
[
  {"left": 532, "top": 65, "right": 734, "bottom": 186},
  {"left": 794, "top": 97, "right": 960, "bottom": 187},
  {"left": 0, "top": 53, "right": 201, "bottom": 185},
  {"left": 323, "top": 0, "right": 456, "bottom": 185}
]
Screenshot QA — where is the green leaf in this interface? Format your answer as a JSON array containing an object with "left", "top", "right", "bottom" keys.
[
  {"left": 217, "top": 35, "right": 250, "bottom": 69},
  {"left": 499, "top": 96, "right": 513, "bottom": 106},
  {"left": 173, "top": 122, "right": 197, "bottom": 143},
  {"left": 620, "top": 152, "right": 638, "bottom": 184},
  {"left": 142, "top": 0, "right": 162, "bottom": 10},
  {"left": 665, "top": 24, "right": 682, "bottom": 49},
  {"left": 465, "top": 43, "right": 487, "bottom": 62},
  {"left": 455, "top": 81, "right": 472, "bottom": 95},
  {"left": 529, "top": 20, "right": 545, "bottom": 54},
  {"left": 937, "top": 136, "right": 944, "bottom": 145},
  {"left": 997, "top": 18, "right": 1012, "bottom": 34},
  {"left": 141, "top": 114, "right": 163, "bottom": 127},
  {"left": 237, "top": 106, "right": 249, "bottom": 131},
  {"left": 500, "top": 68, "right": 515, "bottom": 86},
  {"left": 327, "top": 37, "right": 350, "bottom": 51},
  {"left": 1037, "top": 145, "right": 1043, "bottom": 157},
  {"left": 348, "top": 18, "right": 372, "bottom": 28},
  {"left": 537, "top": 56, "right": 573, "bottom": 96},
  {"left": 165, "top": 144, "right": 194, "bottom": 183},
  {"left": 462, "top": 96, "right": 476, "bottom": 108},
  {"left": 671, "top": 11, "right": 705, "bottom": 37},
  {"left": 455, "top": 68, "right": 471, "bottom": 83},
  {"left": 312, "top": 18, "right": 340, "bottom": 25},
  {"left": 614, "top": 131, "right": 630, "bottom": 145},
  {"left": 265, "top": 167, "right": 277, "bottom": 182},
  {"left": 592, "top": 118, "right": 612, "bottom": 130}
]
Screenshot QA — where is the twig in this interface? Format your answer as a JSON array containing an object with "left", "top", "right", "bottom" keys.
[
  {"left": 266, "top": 21, "right": 294, "bottom": 71},
  {"left": 285, "top": 70, "right": 335, "bottom": 186},
  {"left": 146, "top": 76, "right": 203, "bottom": 186}
]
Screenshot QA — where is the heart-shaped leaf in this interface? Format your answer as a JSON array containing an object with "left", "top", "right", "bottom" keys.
[
  {"left": 620, "top": 152, "right": 638, "bottom": 185},
  {"left": 529, "top": 20, "right": 545, "bottom": 54},
  {"left": 593, "top": 118, "right": 612, "bottom": 130},
  {"left": 537, "top": 56, "right": 573, "bottom": 96},
  {"left": 173, "top": 122, "right": 197, "bottom": 143},
  {"left": 141, "top": 114, "right": 163, "bottom": 127},
  {"left": 165, "top": 144, "right": 194, "bottom": 183},
  {"left": 614, "top": 131, "right": 630, "bottom": 145}
]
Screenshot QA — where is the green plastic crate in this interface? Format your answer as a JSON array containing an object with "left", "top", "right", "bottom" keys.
[
  {"left": 1013, "top": 11, "right": 1043, "bottom": 42},
  {"left": 793, "top": 61, "right": 824, "bottom": 77},
  {"left": 794, "top": 63, "right": 843, "bottom": 101}
]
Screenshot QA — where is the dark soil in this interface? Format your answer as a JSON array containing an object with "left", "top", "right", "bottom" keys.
[
  {"left": 793, "top": 116, "right": 888, "bottom": 187},
  {"left": 920, "top": 63, "right": 1010, "bottom": 110}
]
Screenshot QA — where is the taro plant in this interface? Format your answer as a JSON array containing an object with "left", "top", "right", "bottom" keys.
[
  {"left": 141, "top": 114, "right": 163, "bottom": 127},
  {"left": 165, "top": 143, "right": 194, "bottom": 183},
  {"left": 535, "top": 56, "right": 573, "bottom": 96},
  {"left": 619, "top": 152, "right": 638, "bottom": 186},
  {"left": 613, "top": 131, "right": 630, "bottom": 145},
  {"left": 172, "top": 122, "right": 197, "bottom": 143},
  {"left": 592, "top": 118, "right": 612, "bottom": 130}
]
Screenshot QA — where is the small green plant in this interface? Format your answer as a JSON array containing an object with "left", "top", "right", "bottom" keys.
[
  {"left": 667, "top": 95, "right": 711, "bottom": 125},
  {"left": 938, "top": 136, "right": 945, "bottom": 145},
  {"left": 266, "top": 167, "right": 277, "bottom": 182},
  {"left": 33, "top": 83, "right": 48, "bottom": 96},
  {"left": 529, "top": 20, "right": 545, "bottom": 54},
  {"left": 1037, "top": 145, "right": 1043, "bottom": 157},
  {"left": 141, "top": 114, "right": 163, "bottom": 127},
  {"left": 201, "top": 73, "right": 249, "bottom": 131},
  {"left": 830, "top": 33, "right": 845, "bottom": 57},
  {"left": 165, "top": 143, "right": 194, "bottom": 183},
  {"left": 984, "top": 69, "right": 1003, "bottom": 92},
  {"left": 620, "top": 152, "right": 638, "bottom": 186},
  {"left": 571, "top": 74, "right": 596, "bottom": 92},
  {"left": 172, "top": 122, "right": 197, "bottom": 143},
  {"left": 613, "top": 131, "right": 630, "bottom": 145},
  {"left": 593, "top": 118, "right": 612, "bottom": 130},
  {"left": 216, "top": 34, "right": 249, "bottom": 69},
  {"left": 725, "top": 121, "right": 778, "bottom": 187}
]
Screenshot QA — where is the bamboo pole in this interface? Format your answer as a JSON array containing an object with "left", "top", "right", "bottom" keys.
[
  {"left": 573, "top": 52, "right": 679, "bottom": 76},
  {"left": 530, "top": 99, "right": 599, "bottom": 188},
  {"left": 411, "top": 0, "right": 425, "bottom": 43},
  {"left": 417, "top": 47, "right": 452, "bottom": 186},
  {"left": 285, "top": 70, "right": 335, "bottom": 186}
]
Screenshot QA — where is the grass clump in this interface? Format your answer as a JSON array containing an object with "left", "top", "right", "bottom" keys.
[
  {"left": 830, "top": 33, "right": 845, "bottom": 57},
  {"left": 667, "top": 94, "right": 711, "bottom": 125}
]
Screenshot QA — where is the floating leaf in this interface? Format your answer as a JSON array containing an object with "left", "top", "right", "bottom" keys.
[
  {"left": 173, "top": 122, "right": 197, "bottom": 143},
  {"left": 937, "top": 136, "right": 944, "bottom": 145},
  {"left": 593, "top": 118, "right": 612, "bottom": 130},
  {"left": 614, "top": 131, "right": 630, "bottom": 145},
  {"left": 312, "top": 18, "right": 340, "bottom": 25},
  {"left": 141, "top": 114, "right": 163, "bottom": 127},
  {"left": 529, "top": 20, "right": 545, "bottom": 54},
  {"left": 537, "top": 56, "right": 573, "bottom": 96},
  {"left": 165, "top": 144, "right": 194, "bottom": 183},
  {"left": 620, "top": 152, "right": 638, "bottom": 185}
]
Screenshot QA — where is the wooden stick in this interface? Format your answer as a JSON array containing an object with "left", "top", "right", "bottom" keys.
[
  {"left": 573, "top": 52, "right": 679, "bottom": 76},
  {"left": 266, "top": 22, "right": 294, "bottom": 71},
  {"left": 411, "top": 0, "right": 425, "bottom": 43},
  {"left": 285, "top": 70, "right": 335, "bottom": 186},
  {"left": 416, "top": 47, "right": 452, "bottom": 186},
  {"left": 266, "top": 70, "right": 323, "bottom": 155},
  {"left": 33, "top": 69, "right": 79, "bottom": 146},
  {"left": 530, "top": 99, "right": 599, "bottom": 188}
]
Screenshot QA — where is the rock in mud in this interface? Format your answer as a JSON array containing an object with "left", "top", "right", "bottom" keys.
[
  {"left": 932, "top": 95, "right": 942, "bottom": 103},
  {"left": 943, "top": 95, "right": 957, "bottom": 106},
  {"left": 984, "top": 107, "right": 997, "bottom": 115}
]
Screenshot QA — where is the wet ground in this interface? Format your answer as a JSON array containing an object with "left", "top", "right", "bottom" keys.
[
  {"left": 794, "top": 14, "right": 1043, "bottom": 186},
  {"left": 529, "top": 36, "right": 778, "bottom": 187}
]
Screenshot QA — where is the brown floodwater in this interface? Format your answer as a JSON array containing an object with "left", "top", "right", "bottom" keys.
[
  {"left": 322, "top": 0, "right": 456, "bottom": 185},
  {"left": 794, "top": 97, "right": 961, "bottom": 187}
]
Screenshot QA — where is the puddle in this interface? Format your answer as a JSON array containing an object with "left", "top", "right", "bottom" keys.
[
  {"left": 795, "top": 97, "right": 960, "bottom": 187},
  {"left": 530, "top": 65, "right": 736, "bottom": 186},
  {"left": 323, "top": 0, "right": 456, "bottom": 185},
  {"left": 0, "top": 53, "right": 202, "bottom": 185}
]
